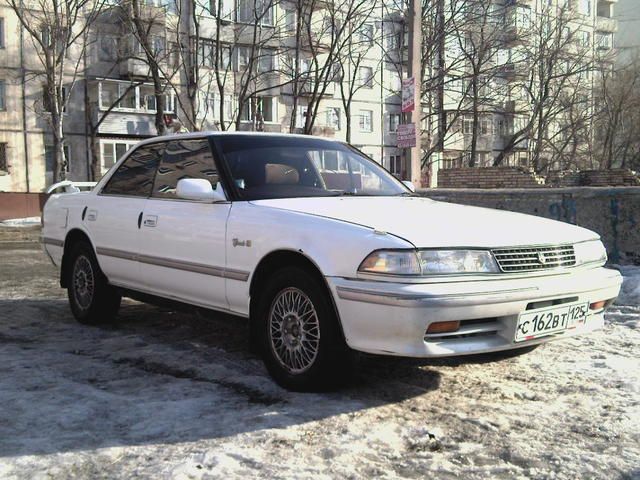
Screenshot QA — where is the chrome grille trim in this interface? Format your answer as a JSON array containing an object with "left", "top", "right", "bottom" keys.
[{"left": 491, "top": 245, "right": 576, "bottom": 272}]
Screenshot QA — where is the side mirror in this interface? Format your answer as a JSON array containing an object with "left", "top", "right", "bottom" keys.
[
  {"left": 176, "top": 178, "right": 226, "bottom": 202},
  {"left": 402, "top": 180, "right": 416, "bottom": 192}
]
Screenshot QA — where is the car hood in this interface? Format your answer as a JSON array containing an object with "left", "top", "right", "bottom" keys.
[{"left": 250, "top": 196, "right": 599, "bottom": 248}]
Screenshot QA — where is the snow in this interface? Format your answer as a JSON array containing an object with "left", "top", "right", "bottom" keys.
[
  {"left": 0, "top": 217, "right": 41, "bottom": 227},
  {"left": 0, "top": 244, "right": 638, "bottom": 479},
  {"left": 615, "top": 265, "right": 640, "bottom": 306}
]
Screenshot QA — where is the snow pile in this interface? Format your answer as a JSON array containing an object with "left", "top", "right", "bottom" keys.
[
  {"left": 615, "top": 266, "right": 640, "bottom": 306},
  {"left": 0, "top": 216, "right": 41, "bottom": 227}
]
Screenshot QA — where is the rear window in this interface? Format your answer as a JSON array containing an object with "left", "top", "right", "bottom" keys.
[{"left": 101, "top": 143, "right": 164, "bottom": 197}]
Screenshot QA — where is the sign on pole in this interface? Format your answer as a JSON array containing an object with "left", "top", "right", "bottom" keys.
[
  {"left": 401, "top": 77, "right": 415, "bottom": 113},
  {"left": 397, "top": 123, "right": 416, "bottom": 149}
]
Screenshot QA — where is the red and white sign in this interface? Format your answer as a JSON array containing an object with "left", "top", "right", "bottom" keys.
[
  {"left": 397, "top": 123, "right": 416, "bottom": 149},
  {"left": 401, "top": 77, "right": 415, "bottom": 113}
]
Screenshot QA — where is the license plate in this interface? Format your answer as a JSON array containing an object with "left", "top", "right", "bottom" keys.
[{"left": 515, "top": 302, "right": 589, "bottom": 342}]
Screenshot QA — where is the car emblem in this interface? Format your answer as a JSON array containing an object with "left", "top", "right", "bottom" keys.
[{"left": 537, "top": 252, "right": 547, "bottom": 265}]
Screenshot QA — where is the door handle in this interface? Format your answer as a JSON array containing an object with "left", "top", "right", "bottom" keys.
[
  {"left": 137, "top": 212, "right": 143, "bottom": 229},
  {"left": 143, "top": 215, "right": 158, "bottom": 228}
]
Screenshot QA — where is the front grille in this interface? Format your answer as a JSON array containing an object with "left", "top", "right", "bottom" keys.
[{"left": 492, "top": 245, "right": 576, "bottom": 272}]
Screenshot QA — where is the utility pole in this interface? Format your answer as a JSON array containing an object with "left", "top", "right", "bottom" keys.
[{"left": 406, "top": 0, "right": 422, "bottom": 188}]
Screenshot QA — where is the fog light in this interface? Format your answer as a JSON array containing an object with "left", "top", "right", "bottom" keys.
[
  {"left": 589, "top": 300, "right": 607, "bottom": 310},
  {"left": 426, "top": 321, "right": 461, "bottom": 334}
]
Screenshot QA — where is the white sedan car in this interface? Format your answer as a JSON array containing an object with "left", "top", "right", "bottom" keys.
[{"left": 42, "top": 133, "right": 622, "bottom": 390}]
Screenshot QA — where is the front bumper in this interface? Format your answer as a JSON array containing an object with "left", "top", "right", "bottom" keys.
[{"left": 327, "top": 267, "right": 622, "bottom": 357}]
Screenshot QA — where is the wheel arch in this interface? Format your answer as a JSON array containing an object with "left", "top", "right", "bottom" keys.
[
  {"left": 60, "top": 228, "right": 96, "bottom": 288},
  {"left": 248, "top": 249, "right": 346, "bottom": 344}
]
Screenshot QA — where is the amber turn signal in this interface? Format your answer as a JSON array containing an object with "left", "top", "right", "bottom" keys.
[
  {"left": 426, "top": 321, "right": 461, "bottom": 334},
  {"left": 589, "top": 300, "right": 607, "bottom": 310}
]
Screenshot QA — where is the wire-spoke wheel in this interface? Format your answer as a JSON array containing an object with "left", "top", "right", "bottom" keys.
[
  {"left": 67, "top": 240, "right": 121, "bottom": 325},
  {"left": 256, "top": 266, "right": 353, "bottom": 391},
  {"left": 268, "top": 287, "right": 320, "bottom": 374},
  {"left": 72, "top": 255, "right": 95, "bottom": 312}
]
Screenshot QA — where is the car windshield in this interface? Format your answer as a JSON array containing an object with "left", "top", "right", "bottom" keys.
[{"left": 213, "top": 135, "right": 409, "bottom": 200}]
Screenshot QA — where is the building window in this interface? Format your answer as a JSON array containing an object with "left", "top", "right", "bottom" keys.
[
  {"left": 199, "top": 39, "right": 214, "bottom": 68},
  {"left": 359, "top": 110, "right": 373, "bottom": 132},
  {"left": 100, "top": 140, "right": 138, "bottom": 173},
  {"left": 0, "top": 18, "right": 5, "bottom": 49},
  {"left": 98, "top": 35, "right": 118, "bottom": 61},
  {"left": 388, "top": 113, "right": 401, "bottom": 133},
  {"left": 0, "top": 80, "right": 5, "bottom": 111},
  {"left": 237, "top": 0, "right": 273, "bottom": 25},
  {"left": 0, "top": 143, "right": 7, "bottom": 171},
  {"left": 326, "top": 107, "right": 341, "bottom": 130},
  {"left": 258, "top": 48, "right": 277, "bottom": 72},
  {"left": 236, "top": 46, "right": 250, "bottom": 70},
  {"left": 359, "top": 66, "right": 374, "bottom": 89},
  {"left": 388, "top": 155, "right": 402, "bottom": 176},
  {"left": 359, "top": 24, "right": 374, "bottom": 46},
  {"left": 463, "top": 116, "right": 473, "bottom": 134},
  {"left": 241, "top": 96, "right": 276, "bottom": 123}
]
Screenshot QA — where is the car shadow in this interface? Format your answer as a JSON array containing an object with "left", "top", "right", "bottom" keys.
[{"left": 0, "top": 298, "right": 442, "bottom": 458}]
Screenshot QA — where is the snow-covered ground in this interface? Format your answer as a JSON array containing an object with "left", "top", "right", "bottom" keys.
[
  {"left": 0, "top": 242, "right": 638, "bottom": 479},
  {"left": 0, "top": 217, "right": 40, "bottom": 227}
]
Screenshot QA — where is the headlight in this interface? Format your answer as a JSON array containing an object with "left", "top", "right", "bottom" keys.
[
  {"left": 574, "top": 240, "right": 607, "bottom": 266},
  {"left": 358, "top": 250, "right": 421, "bottom": 275},
  {"left": 418, "top": 250, "right": 500, "bottom": 274},
  {"left": 358, "top": 249, "right": 499, "bottom": 276}
]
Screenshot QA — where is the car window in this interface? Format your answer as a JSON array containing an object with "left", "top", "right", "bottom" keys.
[
  {"left": 152, "top": 139, "right": 219, "bottom": 199},
  {"left": 215, "top": 135, "right": 407, "bottom": 200},
  {"left": 101, "top": 143, "right": 164, "bottom": 197}
]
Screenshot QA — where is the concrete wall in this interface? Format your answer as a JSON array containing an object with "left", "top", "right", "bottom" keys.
[{"left": 421, "top": 187, "right": 640, "bottom": 265}]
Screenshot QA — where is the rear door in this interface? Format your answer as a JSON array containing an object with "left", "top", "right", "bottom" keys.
[
  {"left": 137, "top": 138, "right": 232, "bottom": 311},
  {"left": 88, "top": 142, "right": 163, "bottom": 287}
]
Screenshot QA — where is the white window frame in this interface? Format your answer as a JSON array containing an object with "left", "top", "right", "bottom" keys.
[
  {"left": 240, "top": 95, "right": 278, "bottom": 124},
  {"left": 359, "top": 110, "right": 373, "bottom": 132}
]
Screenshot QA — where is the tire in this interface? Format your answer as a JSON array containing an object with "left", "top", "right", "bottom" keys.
[
  {"left": 67, "top": 240, "right": 121, "bottom": 325},
  {"left": 255, "top": 266, "right": 353, "bottom": 391}
]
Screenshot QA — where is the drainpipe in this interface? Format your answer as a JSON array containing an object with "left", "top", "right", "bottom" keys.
[{"left": 19, "top": 0, "right": 30, "bottom": 192}]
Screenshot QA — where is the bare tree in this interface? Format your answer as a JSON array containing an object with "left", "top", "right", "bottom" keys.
[
  {"left": 4, "top": 0, "right": 106, "bottom": 182},
  {"left": 123, "top": 0, "right": 179, "bottom": 136},
  {"left": 337, "top": 22, "right": 382, "bottom": 142},
  {"left": 285, "top": 0, "right": 377, "bottom": 134},
  {"left": 493, "top": 3, "right": 595, "bottom": 173},
  {"left": 594, "top": 55, "right": 640, "bottom": 171}
]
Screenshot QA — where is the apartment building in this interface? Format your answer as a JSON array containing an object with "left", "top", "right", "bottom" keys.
[
  {"left": 433, "top": 0, "right": 617, "bottom": 172},
  {"left": 0, "top": 0, "right": 617, "bottom": 193},
  {"left": 0, "top": 0, "right": 415, "bottom": 192}
]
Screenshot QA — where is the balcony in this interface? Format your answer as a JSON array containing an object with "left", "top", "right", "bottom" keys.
[
  {"left": 299, "top": 79, "right": 335, "bottom": 97},
  {"left": 596, "top": 16, "right": 617, "bottom": 33},
  {"left": 119, "top": 58, "right": 165, "bottom": 79},
  {"left": 496, "top": 62, "right": 529, "bottom": 81},
  {"left": 118, "top": 1, "right": 169, "bottom": 24}
]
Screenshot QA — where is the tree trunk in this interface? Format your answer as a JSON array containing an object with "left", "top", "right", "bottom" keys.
[{"left": 469, "top": 76, "right": 479, "bottom": 167}]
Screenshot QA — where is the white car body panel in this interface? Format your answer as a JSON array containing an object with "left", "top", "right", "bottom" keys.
[
  {"left": 138, "top": 199, "right": 232, "bottom": 311},
  {"left": 42, "top": 133, "right": 623, "bottom": 360},
  {"left": 251, "top": 196, "right": 598, "bottom": 247}
]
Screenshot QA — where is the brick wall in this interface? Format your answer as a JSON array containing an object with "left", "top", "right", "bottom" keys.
[
  {"left": 547, "top": 169, "right": 640, "bottom": 187},
  {"left": 438, "top": 167, "right": 545, "bottom": 188},
  {"left": 0, "top": 193, "right": 49, "bottom": 221},
  {"left": 421, "top": 187, "right": 640, "bottom": 265}
]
